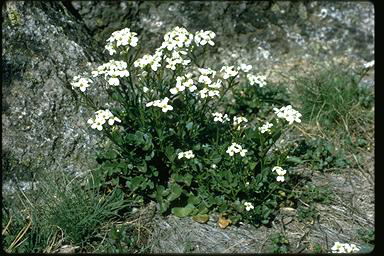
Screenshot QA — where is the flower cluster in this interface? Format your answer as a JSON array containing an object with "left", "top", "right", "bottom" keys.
[
  {"left": 331, "top": 242, "right": 360, "bottom": 253},
  {"left": 259, "top": 121, "right": 273, "bottom": 134},
  {"left": 165, "top": 49, "right": 191, "bottom": 70},
  {"left": 220, "top": 66, "right": 238, "bottom": 80},
  {"left": 71, "top": 76, "right": 92, "bottom": 92},
  {"left": 363, "top": 60, "right": 374, "bottom": 69},
  {"left": 105, "top": 28, "right": 138, "bottom": 55},
  {"left": 233, "top": 116, "right": 248, "bottom": 130},
  {"left": 170, "top": 74, "right": 197, "bottom": 94},
  {"left": 87, "top": 109, "right": 121, "bottom": 131},
  {"left": 247, "top": 74, "right": 267, "bottom": 87},
  {"left": 212, "top": 112, "right": 230, "bottom": 123},
  {"left": 197, "top": 68, "right": 221, "bottom": 98},
  {"left": 92, "top": 60, "right": 130, "bottom": 86},
  {"left": 244, "top": 202, "right": 254, "bottom": 211},
  {"left": 226, "top": 143, "right": 247, "bottom": 157},
  {"left": 272, "top": 166, "right": 287, "bottom": 182},
  {"left": 177, "top": 150, "right": 195, "bottom": 159},
  {"left": 273, "top": 105, "right": 302, "bottom": 125},
  {"left": 237, "top": 63, "right": 252, "bottom": 73},
  {"left": 134, "top": 48, "right": 163, "bottom": 72},
  {"left": 194, "top": 30, "right": 216, "bottom": 46},
  {"left": 146, "top": 97, "right": 173, "bottom": 112},
  {"left": 161, "top": 26, "right": 194, "bottom": 51}
]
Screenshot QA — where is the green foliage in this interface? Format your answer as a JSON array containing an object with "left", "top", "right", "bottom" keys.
[
  {"left": 289, "top": 138, "right": 349, "bottom": 171},
  {"left": 74, "top": 27, "right": 304, "bottom": 227},
  {"left": 92, "top": 224, "right": 146, "bottom": 253},
  {"left": 293, "top": 64, "right": 373, "bottom": 131},
  {"left": 229, "top": 81, "right": 291, "bottom": 117},
  {"left": 357, "top": 228, "right": 374, "bottom": 245},
  {"left": 267, "top": 233, "right": 290, "bottom": 253},
  {"left": 294, "top": 184, "right": 332, "bottom": 223},
  {"left": 2, "top": 172, "right": 131, "bottom": 253}
]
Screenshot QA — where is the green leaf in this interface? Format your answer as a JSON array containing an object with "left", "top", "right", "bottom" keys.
[
  {"left": 137, "top": 161, "right": 147, "bottom": 173},
  {"left": 187, "top": 195, "right": 201, "bottom": 205},
  {"left": 357, "top": 244, "right": 374, "bottom": 253},
  {"left": 128, "top": 176, "right": 145, "bottom": 190},
  {"left": 168, "top": 183, "right": 182, "bottom": 202},
  {"left": 249, "top": 161, "right": 257, "bottom": 170},
  {"left": 171, "top": 204, "right": 195, "bottom": 217},
  {"left": 211, "top": 152, "right": 222, "bottom": 164},
  {"left": 105, "top": 149, "right": 118, "bottom": 159},
  {"left": 165, "top": 145, "right": 175, "bottom": 162},
  {"left": 172, "top": 173, "right": 193, "bottom": 186}
]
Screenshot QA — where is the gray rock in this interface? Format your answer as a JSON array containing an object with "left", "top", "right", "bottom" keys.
[
  {"left": 71, "top": 1, "right": 373, "bottom": 71},
  {"left": 2, "top": 1, "right": 106, "bottom": 188}
]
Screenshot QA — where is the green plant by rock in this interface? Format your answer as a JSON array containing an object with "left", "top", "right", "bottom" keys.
[{"left": 71, "top": 26, "right": 304, "bottom": 226}]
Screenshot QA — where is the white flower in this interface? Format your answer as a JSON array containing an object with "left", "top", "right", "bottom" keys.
[
  {"left": 226, "top": 143, "right": 247, "bottom": 157},
  {"left": 259, "top": 122, "right": 273, "bottom": 134},
  {"left": 237, "top": 64, "right": 252, "bottom": 73},
  {"left": 108, "top": 117, "right": 121, "bottom": 125},
  {"left": 212, "top": 112, "right": 230, "bottom": 123},
  {"left": 331, "top": 242, "right": 359, "bottom": 253},
  {"left": 211, "top": 164, "right": 217, "bottom": 169},
  {"left": 208, "top": 79, "right": 222, "bottom": 89},
  {"left": 247, "top": 74, "right": 267, "bottom": 87},
  {"left": 178, "top": 150, "right": 195, "bottom": 159},
  {"left": 161, "top": 104, "right": 173, "bottom": 112},
  {"left": 170, "top": 75, "right": 195, "bottom": 94},
  {"left": 108, "top": 77, "right": 120, "bottom": 86},
  {"left": 134, "top": 50, "right": 163, "bottom": 72},
  {"left": 88, "top": 109, "right": 120, "bottom": 131},
  {"left": 92, "top": 60, "right": 130, "bottom": 84},
  {"left": 273, "top": 105, "right": 302, "bottom": 125},
  {"left": 239, "top": 149, "right": 247, "bottom": 157},
  {"left": 220, "top": 66, "right": 238, "bottom": 79},
  {"left": 143, "top": 86, "right": 149, "bottom": 93},
  {"left": 198, "top": 67, "right": 216, "bottom": 77},
  {"left": 161, "top": 26, "right": 194, "bottom": 51},
  {"left": 146, "top": 97, "right": 173, "bottom": 112},
  {"left": 208, "top": 90, "right": 220, "bottom": 97},
  {"left": 198, "top": 88, "right": 209, "bottom": 98},
  {"left": 244, "top": 202, "right": 254, "bottom": 211},
  {"left": 105, "top": 28, "right": 139, "bottom": 55},
  {"left": 71, "top": 76, "right": 92, "bottom": 92},
  {"left": 363, "top": 60, "right": 374, "bottom": 69},
  {"left": 272, "top": 166, "right": 287, "bottom": 182},
  {"left": 198, "top": 75, "right": 212, "bottom": 85},
  {"left": 233, "top": 116, "right": 248, "bottom": 130},
  {"left": 194, "top": 30, "right": 216, "bottom": 46}
]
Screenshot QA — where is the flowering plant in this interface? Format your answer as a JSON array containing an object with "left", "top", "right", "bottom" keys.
[{"left": 71, "top": 27, "right": 303, "bottom": 225}]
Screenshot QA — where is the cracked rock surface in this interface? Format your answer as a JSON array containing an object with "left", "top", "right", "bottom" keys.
[{"left": 2, "top": 1, "right": 106, "bottom": 191}]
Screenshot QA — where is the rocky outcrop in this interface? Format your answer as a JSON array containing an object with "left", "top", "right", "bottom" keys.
[
  {"left": 72, "top": 1, "right": 374, "bottom": 71},
  {"left": 2, "top": 1, "right": 105, "bottom": 188}
]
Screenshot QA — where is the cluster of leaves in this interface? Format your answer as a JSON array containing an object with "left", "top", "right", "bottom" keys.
[
  {"left": 267, "top": 233, "right": 290, "bottom": 253},
  {"left": 295, "top": 184, "right": 332, "bottom": 223},
  {"left": 76, "top": 27, "right": 303, "bottom": 226},
  {"left": 357, "top": 228, "right": 374, "bottom": 245},
  {"left": 288, "top": 138, "right": 349, "bottom": 172},
  {"left": 92, "top": 224, "right": 147, "bottom": 253},
  {"left": 229, "top": 81, "right": 291, "bottom": 118}
]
